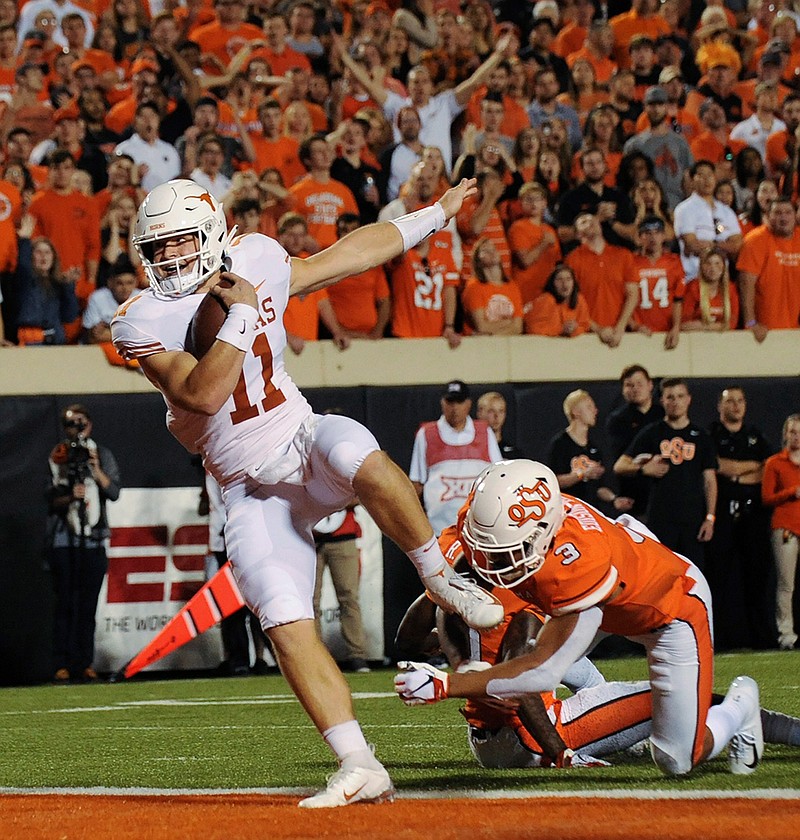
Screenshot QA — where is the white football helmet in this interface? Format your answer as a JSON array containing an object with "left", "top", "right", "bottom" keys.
[
  {"left": 462, "top": 460, "right": 564, "bottom": 589},
  {"left": 133, "top": 179, "right": 235, "bottom": 297}
]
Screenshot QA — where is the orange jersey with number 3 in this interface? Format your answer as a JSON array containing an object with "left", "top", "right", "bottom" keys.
[{"left": 455, "top": 494, "right": 694, "bottom": 638}]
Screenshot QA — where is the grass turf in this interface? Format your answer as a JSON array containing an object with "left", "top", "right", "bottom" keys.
[{"left": 2, "top": 650, "right": 799, "bottom": 793}]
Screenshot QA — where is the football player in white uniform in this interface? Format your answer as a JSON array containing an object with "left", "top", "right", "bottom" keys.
[{"left": 111, "top": 177, "right": 503, "bottom": 808}]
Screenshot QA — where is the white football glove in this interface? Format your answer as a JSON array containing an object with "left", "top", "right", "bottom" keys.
[
  {"left": 556, "top": 749, "right": 612, "bottom": 769},
  {"left": 394, "top": 661, "right": 450, "bottom": 706}
]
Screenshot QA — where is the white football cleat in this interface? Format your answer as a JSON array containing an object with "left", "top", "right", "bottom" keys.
[
  {"left": 423, "top": 566, "right": 504, "bottom": 630},
  {"left": 298, "top": 765, "right": 395, "bottom": 808},
  {"left": 726, "top": 675, "right": 764, "bottom": 775}
]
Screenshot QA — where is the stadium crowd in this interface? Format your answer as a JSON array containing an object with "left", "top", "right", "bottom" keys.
[{"left": 1, "top": 0, "right": 800, "bottom": 354}]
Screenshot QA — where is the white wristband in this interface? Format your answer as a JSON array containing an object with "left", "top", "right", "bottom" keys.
[
  {"left": 216, "top": 303, "right": 258, "bottom": 352},
  {"left": 388, "top": 202, "right": 447, "bottom": 251}
]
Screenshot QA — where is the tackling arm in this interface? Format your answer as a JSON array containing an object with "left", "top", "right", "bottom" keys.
[{"left": 396, "top": 609, "right": 603, "bottom": 704}]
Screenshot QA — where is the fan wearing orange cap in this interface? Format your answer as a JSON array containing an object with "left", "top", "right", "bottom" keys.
[{"left": 685, "top": 42, "right": 744, "bottom": 125}]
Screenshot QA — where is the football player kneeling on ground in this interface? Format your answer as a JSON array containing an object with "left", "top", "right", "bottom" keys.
[{"left": 395, "top": 460, "right": 768, "bottom": 777}]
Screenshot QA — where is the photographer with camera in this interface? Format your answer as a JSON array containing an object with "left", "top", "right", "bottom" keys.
[{"left": 48, "top": 404, "right": 120, "bottom": 683}]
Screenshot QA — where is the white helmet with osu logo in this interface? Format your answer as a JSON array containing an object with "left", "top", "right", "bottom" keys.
[
  {"left": 462, "top": 459, "right": 565, "bottom": 588},
  {"left": 132, "top": 179, "right": 236, "bottom": 298}
]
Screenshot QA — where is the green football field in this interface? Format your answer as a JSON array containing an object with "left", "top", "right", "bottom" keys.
[{"left": 2, "top": 651, "right": 799, "bottom": 794}]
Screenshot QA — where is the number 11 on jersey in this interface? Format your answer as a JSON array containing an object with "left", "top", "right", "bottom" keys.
[{"left": 230, "top": 332, "right": 286, "bottom": 425}]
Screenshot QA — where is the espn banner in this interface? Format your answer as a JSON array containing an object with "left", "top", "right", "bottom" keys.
[{"left": 97, "top": 488, "right": 385, "bottom": 673}]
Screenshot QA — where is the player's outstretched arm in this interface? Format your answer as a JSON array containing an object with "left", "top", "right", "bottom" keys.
[{"left": 289, "top": 179, "right": 477, "bottom": 296}]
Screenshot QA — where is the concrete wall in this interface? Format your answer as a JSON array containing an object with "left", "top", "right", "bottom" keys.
[{"left": 2, "top": 331, "right": 798, "bottom": 396}]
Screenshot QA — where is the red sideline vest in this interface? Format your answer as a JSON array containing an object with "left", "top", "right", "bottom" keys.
[{"left": 420, "top": 419, "right": 493, "bottom": 534}]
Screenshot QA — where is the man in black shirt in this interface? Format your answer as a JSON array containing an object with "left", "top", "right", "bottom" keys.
[
  {"left": 707, "top": 386, "right": 775, "bottom": 650},
  {"left": 557, "top": 147, "right": 637, "bottom": 252},
  {"left": 548, "top": 389, "right": 633, "bottom": 514},
  {"left": 614, "top": 377, "right": 717, "bottom": 570},
  {"left": 606, "top": 364, "right": 664, "bottom": 516},
  {"left": 476, "top": 391, "right": 524, "bottom": 460}
]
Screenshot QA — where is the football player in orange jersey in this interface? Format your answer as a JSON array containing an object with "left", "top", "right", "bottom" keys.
[
  {"left": 397, "top": 538, "right": 800, "bottom": 769},
  {"left": 396, "top": 459, "right": 766, "bottom": 777}
]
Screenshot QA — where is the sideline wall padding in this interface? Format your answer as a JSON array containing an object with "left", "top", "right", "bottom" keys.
[{"left": 2, "top": 376, "right": 799, "bottom": 683}]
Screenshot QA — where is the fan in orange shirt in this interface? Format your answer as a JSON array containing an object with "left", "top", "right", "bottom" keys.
[
  {"left": 609, "top": 0, "right": 671, "bottom": 69},
  {"left": 250, "top": 98, "right": 307, "bottom": 187},
  {"left": 276, "top": 211, "right": 351, "bottom": 354},
  {"left": 627, "top": 215, "right": 684, "bottom": 348},
  {"left": 389, "top": 229, "right": 461, "bottom": 346},
  {"left": 0, "top": 178, "right": 23, "bottom": 274},
  {"left": 456, "top": 170, "right": 512, "bottom": 285},
  {"left": 558, "top": 58, "right": 611, "bottom": 129},
  {"left": 507, "top": 183, "right": 561, "bottom": 305},
  {"left": 764, "top": 92, "right": 800, "bottom": 178},
  {"left": 524, "top": 264, "right": 590, "bottom": 338},
  {"left": 738, "top": 178, "right": 778, "bottom": 238},
  {"left": 288, "top": 135, "right": 360, "bottom": 249},
  {"left": 566, "top": 22, "right": 619, "bottom": 86},
  {"left": 736, "top": 196, "right": 800, "bottom": 339},
  {"left": 461, "top": 238, "right": 523, "bottom": 337},
  {"left": 553, "top": 0, "right": 595, "bottom": 59},
  {"left": 564, "top": 212, "right": 638, "bottom": 347},
  {"left": 273, "top": 67, "right": 329, "bottom": 132},
  {"left": 188, "top": 0, "right": 264, "bottom": 69},
  {"left": 464, "top": 64, "right": 531, "bottom": 140},
  {"left": 323, "top": 213, "right": 391, "bottom": 339},
  {"left": 680, "top": 247, "right": 739, "bottom": 332},
  {"left": 28, "top": 150, "right": 100, "bottom": 308},
  {"left": 254, "top": 11, "right": 313, "bottom": 77}
]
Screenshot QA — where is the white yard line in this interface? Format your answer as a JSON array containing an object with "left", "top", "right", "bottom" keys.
[{"left": 1, "top": 786, "right": 799, "bottom": 800}]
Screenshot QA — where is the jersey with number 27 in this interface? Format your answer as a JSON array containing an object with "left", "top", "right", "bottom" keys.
[{"left": 111, "top": 233, "right": 312, "bottom": 484}]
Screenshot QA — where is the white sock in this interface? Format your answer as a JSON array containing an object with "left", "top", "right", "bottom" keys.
[
  {"left": 322, "top": 720, "right": 381, "bottom": 769},
  {"left": 706, "top": 701, "right": 743, "bottom": 759},
  {"left": 407, "top": 535, "right": 447, "bottom": 578}
]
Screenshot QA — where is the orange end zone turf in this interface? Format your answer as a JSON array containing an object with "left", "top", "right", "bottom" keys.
[{"left": 2, "top": 794, "right": 798, "bottom": 840}]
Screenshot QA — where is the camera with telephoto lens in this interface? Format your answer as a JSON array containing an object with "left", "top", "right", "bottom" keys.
[{"left": 64, "top": 419, "right": 91, "bottom": 484}]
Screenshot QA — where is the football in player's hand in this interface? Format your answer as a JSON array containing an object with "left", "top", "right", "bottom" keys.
[{"left": 185, "top": 277, "right": 234, "bottom": 359}]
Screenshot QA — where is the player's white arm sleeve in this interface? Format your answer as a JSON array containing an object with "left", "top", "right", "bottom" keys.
[
  {"left": 388, "top": 202, "right": 447, "bottom": 252},
  {"left": 486, "top": 607, "right": 604, "bottom": 701}
]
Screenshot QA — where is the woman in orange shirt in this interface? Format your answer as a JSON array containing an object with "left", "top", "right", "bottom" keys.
[
  {"left": 680, "top": 247, "right": 740, "bottom": 332},
  {"left": 762, "top": 413, "right": 800, "bottom": 650},
  {"left": 524, "top": 264, "right": 591, "bottom": 337},
  {"left": 462, "top": 237, "right": 523, "bottom": 336},
  {"left": 282, "top": 101, "right": 314, "bottom": 145},
  {"left": 512, "top": 126, "right": 540, "bottom": 184}
]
